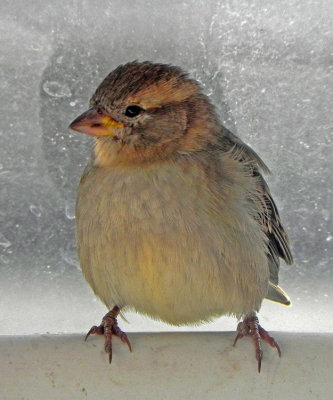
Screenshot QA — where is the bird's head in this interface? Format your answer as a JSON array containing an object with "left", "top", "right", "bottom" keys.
[{"left": 69, "top": 61, "right": 220, "bottom": 166}]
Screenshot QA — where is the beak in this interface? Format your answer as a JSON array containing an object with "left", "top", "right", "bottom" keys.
[{"left": 68, "top": 107, "right": 124, "bottom": 137}]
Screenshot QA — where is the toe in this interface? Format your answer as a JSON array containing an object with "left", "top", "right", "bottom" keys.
[{"left": 85, "top": 325, "right": 104, "bottom": 341}]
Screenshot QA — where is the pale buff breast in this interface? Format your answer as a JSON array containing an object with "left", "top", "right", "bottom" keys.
[{"left": 76, "top": 156, "right": 269, "bottom": 325}]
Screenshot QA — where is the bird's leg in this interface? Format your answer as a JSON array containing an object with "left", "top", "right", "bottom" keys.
[
  {"left": 85, "top": 305, "right": 132, "bottom": 364},
  {"left": 233, "top": 312, "right": 281, "bottom": 373}
]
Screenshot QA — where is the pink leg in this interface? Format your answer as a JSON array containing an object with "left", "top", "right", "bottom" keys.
[
  {"left": 233, "top": 313, "right": 281, "bottom": 373},
  {"left": 85, "top": 305, "right": 132, "bottom": 364}
]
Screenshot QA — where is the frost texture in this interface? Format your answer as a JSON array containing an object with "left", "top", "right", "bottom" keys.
[{"left": 0, "top": 0, "right": 332, "bottom": 334}]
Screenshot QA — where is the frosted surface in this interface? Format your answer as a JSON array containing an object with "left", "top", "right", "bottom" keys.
[{"left": 0, "top": 0, "right": 332, "bottom": 334}]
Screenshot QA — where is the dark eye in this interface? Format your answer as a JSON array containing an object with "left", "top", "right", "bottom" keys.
[{"left": 125, "top": 105, "right": 143, "bottom": 118}]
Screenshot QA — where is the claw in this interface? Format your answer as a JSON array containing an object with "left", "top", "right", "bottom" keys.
[
  {"left": 113, "top": 325, "right": 132, "bottom": 351},
  {"left": 85, "top": 325, "right": 104, "bottom": 341},
  {"left": 257, "top": 356, "right": 262, "bottom": 373},
  {"left": 232, "top": 330, "right": 243, "bottom": 347},
  {"left": 122, "top": 335, "right": 132, "bottom": 352}
]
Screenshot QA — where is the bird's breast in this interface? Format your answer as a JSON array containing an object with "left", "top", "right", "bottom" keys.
[{"left": 76, "top": 160, "right": 268, "bottom": 324}]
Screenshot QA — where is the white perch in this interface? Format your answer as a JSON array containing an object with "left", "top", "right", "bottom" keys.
[{"left": 1, "top": 332, "right": 332, "bottom": 399}]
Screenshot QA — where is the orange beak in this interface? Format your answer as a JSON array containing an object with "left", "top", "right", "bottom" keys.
[{"left": 69, "top": 107, "right": 124, "bottom": 137}]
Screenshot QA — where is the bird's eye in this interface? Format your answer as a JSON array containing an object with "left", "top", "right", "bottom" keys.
[{"left": 125, "top": 105, "right": 143, "bottom": 118}]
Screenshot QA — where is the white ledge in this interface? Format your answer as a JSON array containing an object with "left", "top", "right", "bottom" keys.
[{"left": 1, "top": 332, "right": 332, "bottom": 399}]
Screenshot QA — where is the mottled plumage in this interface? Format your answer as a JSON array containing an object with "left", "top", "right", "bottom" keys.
[{"left": 69, "top": 61, "right": 293, "bottom": 371}]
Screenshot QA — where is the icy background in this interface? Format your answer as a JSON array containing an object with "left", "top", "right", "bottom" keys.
[{"left": 0, "top": 0, "right": 332, "bottom": 334}]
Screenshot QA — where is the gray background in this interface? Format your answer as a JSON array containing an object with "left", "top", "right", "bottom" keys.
[{"left": 0, "top": 0, "right": 332, "bottom": 334}]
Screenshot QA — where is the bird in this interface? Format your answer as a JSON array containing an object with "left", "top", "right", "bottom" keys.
[{"left": 69, "top": 61, "right": 293, "bottom": 372}]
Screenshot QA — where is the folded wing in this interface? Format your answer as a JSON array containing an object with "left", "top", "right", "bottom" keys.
[{"left": 219, "top": 127, "right": 293, "bottom": 305}]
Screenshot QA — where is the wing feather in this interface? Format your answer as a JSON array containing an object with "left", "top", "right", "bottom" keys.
[{"left": 219, "top": 127, "right": 293, "bottom": 304}]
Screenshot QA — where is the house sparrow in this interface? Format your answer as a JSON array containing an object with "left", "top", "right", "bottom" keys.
[{"left": 69, "top": 61, "right": 293, "bottom": 372}]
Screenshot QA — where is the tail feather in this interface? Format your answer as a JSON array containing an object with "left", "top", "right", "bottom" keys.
[{"left": 266, "top": 282, "right": 291, "bottom": 306}]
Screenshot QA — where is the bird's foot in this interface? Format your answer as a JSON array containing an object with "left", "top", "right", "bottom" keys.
[
  {"left": 233, "top": 313, "right": 281, "bottom": 373},
  {"left": 85, "top": 305, "right": 132, "bottom": 363}
]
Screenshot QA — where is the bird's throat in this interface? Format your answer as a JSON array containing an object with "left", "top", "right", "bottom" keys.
[{"left": 93, "top": 136, "right": 185, "bottom": 168}]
